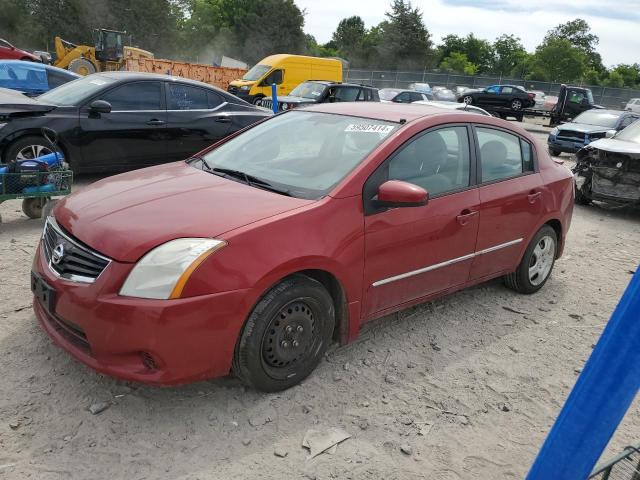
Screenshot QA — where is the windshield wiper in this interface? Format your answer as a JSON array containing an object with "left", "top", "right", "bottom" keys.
[{"left": 211, "top": 167, "right": 292, "bottom": 196}]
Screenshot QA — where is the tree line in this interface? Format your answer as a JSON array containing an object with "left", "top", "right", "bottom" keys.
[{"left": 1, "top": 0, "right": 638, "bottom": 88}]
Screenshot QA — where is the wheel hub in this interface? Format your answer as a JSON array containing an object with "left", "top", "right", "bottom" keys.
[
  {"left": 263, "top": 301, "right": 314, "bottom": 367},
  {"left": 16, "top": 144, "right": 52, "bottom": 161},
  {"left": 529, "top": 235, "right": 555, "bottom": 286}
]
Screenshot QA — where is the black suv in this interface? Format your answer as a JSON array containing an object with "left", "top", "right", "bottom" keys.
[{"left": 259, "top": 81, "right": 379, "bottom": 111}]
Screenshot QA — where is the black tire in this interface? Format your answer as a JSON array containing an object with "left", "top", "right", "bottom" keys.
[
  {"left": 252, "top": 95, "right": 265, "bottom": 105},
  {"left": 462, "top": 95, "right": 473, "bottom": 105},
  {"left": 504, "top": 225, "right": 558, "bottom": 294},
  {"left": 22, "top": 197, "right": 47, "bottom": 219},
  {"left": 548, "top": 147, "right": 562, "bottom": 157},
  {"left": 511, "top": 99, "right": 523, "bottom": 111},
  {"left": 3, "top": 136, "right": 53, "bottom": 164},
  {"left": 233, "top": 274, "right": 335, "bottom": 392}
]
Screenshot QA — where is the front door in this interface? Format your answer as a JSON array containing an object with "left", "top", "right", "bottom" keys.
[
  {"left": 470, "top": 126, "right": 543, "bottom": 280},
  {"left": 79, "top": 80, "right": 167, "bottom": 170},
  {"left": 164, "top": 82, "right": 232, "bottom": 162},
  {"left": 363, "top": 125, "right": 480, "bottom": 317}
]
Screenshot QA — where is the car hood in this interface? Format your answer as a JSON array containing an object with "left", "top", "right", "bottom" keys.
[
  {"left": 0, "top": 87, "right": 55, "bottom": 117},
  {"left": 588, "top": 138, "right": 640, "bottom": 156},
  {"left": 55, "top": 162, "right": 314, "bottom": 262},
  {"left": 278, "top": 95, "right": 316, "bottom": 104},
  {"left": 557, "top": 122, "right": 611, "bottom": 133}
]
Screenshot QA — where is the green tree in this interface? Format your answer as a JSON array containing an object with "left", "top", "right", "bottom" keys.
[
  {"left": 492, "top": 34, "right": 527, "bottom": 75},
  {"left": 584, "top": 69, "right": 602, "bottom": 86},
  {"left": 603, "top": 71, "right": 625, "bottom": 88},
  {"left": 436, "top": 33, "right": 493, "bottom": 73},
  {"left": 529, "top": 37, "right": 587, "bottom": 82},
  {"left": 440, "top": 52, "right": 477, "bottom": 75},
  {"left": 609, "top": 64, "right": 640, "bottom": 87},
  {"left": 375, "top": 0, "right": 432, "bottom": 69},
  {"left": 545, "top": 18, "right": 603, "bottom": 72},
  {"left": 332, "top": 16, "right": 365, "bottom": 56}
]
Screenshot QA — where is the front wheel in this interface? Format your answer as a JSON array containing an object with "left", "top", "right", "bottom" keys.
[
  {"left": 252, "top": 95, "right": 265, "bottom": 105},
  {"left": 22, "top": 197, "right": 48, "bottom": 219},
  {"left": 462, "top": 95, "right": 473, "bottom": 105},
  {"left": 233, "top": 274, "right": 335, "bottom": 392},
  {"left": 4, "top": 136, "right": 53, "bottom": 164},
  {"left": 504, "top": 225, "right": 557, "bottom": 294}
]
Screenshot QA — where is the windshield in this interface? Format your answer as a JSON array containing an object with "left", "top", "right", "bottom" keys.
[
  {"left": 38, "top": 75, "right": 116, "bottom": 106},
  {"left": 199, "top": 111, "right": 398, "bottom": 199},
  {"left": 242, "top": 64, "right": 271, "bottom": 81},
  {"left": 573, "top": 110, "right": 620, "bottom": 128},
  {"left": 289, "top": 82, "right": 327, "bottom": 99},
  {"left": 613, "top": 119, "right": 640, "bottom": 143},
  {"left": 379, "top": 89, "right": 401, "bottom": 100}
]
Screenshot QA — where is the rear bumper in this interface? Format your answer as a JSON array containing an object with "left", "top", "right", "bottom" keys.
[{"left": 32, "top": 243, "right": 251, "bottom": 385}]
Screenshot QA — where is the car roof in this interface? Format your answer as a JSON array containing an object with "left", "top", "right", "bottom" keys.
[
  {"left": 304, "top": 80, "right": 375, "bottom": 89},
  {"left": 581, "top": 109, "right": 626, "bottom": 116},
  {"left": 302, "top": 102, "right": 475, "bottom": 123},
  {"left": 0, "top": 59, "right": 79, "bottom": 76}
]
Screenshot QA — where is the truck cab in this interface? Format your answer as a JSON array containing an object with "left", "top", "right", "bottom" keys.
[
  {"left": 227, "top": 54, "right": 342, "bottom": 105},
  {"left": 550, "top": 85, "right": 601, "bottom": 126}
]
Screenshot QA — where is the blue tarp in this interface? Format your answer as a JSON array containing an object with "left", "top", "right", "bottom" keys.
[{"left": 0, "top": 61, "right": 49, "bottom": 95}]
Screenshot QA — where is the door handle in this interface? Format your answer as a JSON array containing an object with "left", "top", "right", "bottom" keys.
[
  {"left": 215, "top": 117, "right": 231, "bottom": 123},
  {"left": 147, "top": 119, "right": 165, "bottom": 126},
  {"left": 528, "top": 191, "right": 542, "bottom": 204},
  {"left": 456, "top": 209, "right": 478, "bottom": 226}
]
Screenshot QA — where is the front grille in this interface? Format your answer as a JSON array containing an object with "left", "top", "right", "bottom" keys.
[
  {"left": 261, "top": 98, "right": 273, "bottom": 110},
  {"left": 42, "top": 218, "right": 110, "bottom": 283},
  {"left": 38, "top": 303, "right": 92, "bottom": 355},
  {"left": 557, "top": 129, "right": 586, "bottom": 140}
]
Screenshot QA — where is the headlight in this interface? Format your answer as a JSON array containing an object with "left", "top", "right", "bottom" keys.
[
  {"left": 240, "top": 86, "right": 249, "bottom": 91},
  {"left": 281, "top": 102, "right": 289, "bottom": 110},
  {"left": 119, "top": 238, "right": 226, "bottom": 299},
  {"left": 550, "top": 127, "right": 558, "bottom": 136}
]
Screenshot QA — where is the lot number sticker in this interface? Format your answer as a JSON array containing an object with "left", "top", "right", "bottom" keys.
[{"left": 345, "top": 124, "right": 394, "bottom": 135}]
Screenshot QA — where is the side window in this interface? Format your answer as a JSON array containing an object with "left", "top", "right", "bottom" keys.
[
  {"left": 263, "top": 69, "right": 283, "bottom": 85},
  {"left": 619, "top": 115, "right": 636, "bottom": 129},
  {"left": 521, "top": 139, "right": 534, "bottom": 172},
  {"left": 486, "top": 86, "right": 500, "bottom": 94},
  {"left": 395, "top": 92, "right": 412, "bottom": 103},
  {"left": 477, "top": 127, "right": 530, "bottom": 182},
  {"left": 167, "top": 83, "right": 208, "bottom": 110},
  {"left": 47, "top": 70, "right": 71, "bottom": 88},
  {"left": 388, "top": 126, "right": 471, "bottom": 196},
  {"left": 568, "top": 92, "right": 585, "bottom": 104},
  {"left": 409, "top": 92, "right": 424, "bottom": 102},
  {"left": 208, "top": 91, "right": 224, "bottom": 109},
  {"left": 501, "top": 86, "right": 514, "bottom": 94},
  {"left": 100, "top": 81, "right": 162, "bottom": 111},
  {"left": 334, "top": 87, "right": 360, "bottom": 102}
]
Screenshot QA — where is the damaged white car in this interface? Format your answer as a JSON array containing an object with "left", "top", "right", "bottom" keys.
[{"left": 573, "top": 119, "right": 640, "bottom": 206}]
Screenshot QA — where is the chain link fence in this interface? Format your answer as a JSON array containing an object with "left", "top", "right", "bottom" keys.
[{"left": 345, "top": 69, "right": 640, "bottom": 110}]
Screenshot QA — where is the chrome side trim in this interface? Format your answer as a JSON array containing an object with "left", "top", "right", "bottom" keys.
[{"left": 371, "top": 238, "right": 523, "bottom": 287}]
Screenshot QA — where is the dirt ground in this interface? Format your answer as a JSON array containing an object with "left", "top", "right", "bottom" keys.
[{"left": 1, "top": 130, "right": 639, "bottom": 479}]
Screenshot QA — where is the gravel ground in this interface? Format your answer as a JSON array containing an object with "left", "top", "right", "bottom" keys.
[{"left": 0, "top": 128, "right": 638, "bottom": 479}]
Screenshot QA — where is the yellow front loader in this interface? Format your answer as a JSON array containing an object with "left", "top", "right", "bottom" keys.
[{"left": 54, "top": 29, "right": 153, "bottom": 75}]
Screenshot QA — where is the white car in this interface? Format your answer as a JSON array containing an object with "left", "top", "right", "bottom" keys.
[
  {"left": 413, "top": 100, "right": 491, "bottom": 116},
  {"left": 625, "top": 98, "right": 640, "bottom": 113}
]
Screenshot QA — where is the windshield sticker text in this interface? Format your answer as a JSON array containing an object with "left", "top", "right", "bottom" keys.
[{"left": 345, "top": 124, "right": 394, "bottom": 134}]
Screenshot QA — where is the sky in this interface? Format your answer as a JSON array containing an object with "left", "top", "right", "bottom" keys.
[{"left": 296, "top": 0, "right": 640, "bottom": 67}]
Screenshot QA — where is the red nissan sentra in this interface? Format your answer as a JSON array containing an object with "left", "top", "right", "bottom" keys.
[{"left": 31, "top": 103, "right": 573, "bottom": 391}]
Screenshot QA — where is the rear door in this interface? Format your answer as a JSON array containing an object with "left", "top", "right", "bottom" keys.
[
  {"left": 469, "top": 126, "right": 542, "bottom": 280},
  {"left": 363, "top": 125, "right": 480, "bottom": 316},
  {"left": 164, "top": 82, "right": 232, "bottom": 162},
  {"left": 78, "top": 80, "right": 167, "bottom": 170}
]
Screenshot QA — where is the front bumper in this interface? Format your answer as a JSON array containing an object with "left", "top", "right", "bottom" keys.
[
  {"left": 548, "top": 136, "right": 587, "bottom": 153},
  {"left": 32, "top": 242, "right": 251, "bottom": 385}
]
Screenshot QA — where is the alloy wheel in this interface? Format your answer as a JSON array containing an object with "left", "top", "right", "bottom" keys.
[
  {"left": 528, "top": 235, "right": 555, "bottom": 286},
  {"left": 511, "top": 99, "right": 522, "bottom": 111},
  {"left": 16, "top": 144, "right": 52, "bottom": 161},
  {"left": 463, "top": 95, "right": 473, "bottom": 105}
]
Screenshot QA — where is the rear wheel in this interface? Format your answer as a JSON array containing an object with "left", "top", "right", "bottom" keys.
[
  {"left": 511, "top": 99, "right": 523, "bottom": 111},
  {"left": 233, "top": 274, "right": 335, "bottom": 392},
  {"left": 504, "top": 225, "right": 557, "bottom": 294},
  {"left": 462, "top": 95, "right": 473, "bottom": 105},
  {"left": 4, "top": 136, "right": 53, "bottom": 164}
]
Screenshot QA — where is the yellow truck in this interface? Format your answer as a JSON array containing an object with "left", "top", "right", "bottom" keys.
[{"left": 227, "top": 54, "right": 342, "bottom": 104}]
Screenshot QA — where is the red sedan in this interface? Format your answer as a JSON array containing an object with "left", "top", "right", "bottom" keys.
[
  {"left": 31, "top": 103, "right": 573, "bottom": 391},
  {"left": 0, "top": 38, "right": 41, "bottom": 61}
]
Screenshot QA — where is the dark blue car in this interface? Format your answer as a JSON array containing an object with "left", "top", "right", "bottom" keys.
[{"left": 0, "top": 60, "right": 79, "bottom": 97}]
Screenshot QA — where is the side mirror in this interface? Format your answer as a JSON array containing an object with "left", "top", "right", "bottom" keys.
[
  {"left": 605, "top": 130, "right": 617, "bottom": 138},
  {"left": 89, "top": 100, "right": 112, "bottom": 114},
  {"left": 374, "top": 180, "right": 428, "bottom": 208}
]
